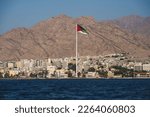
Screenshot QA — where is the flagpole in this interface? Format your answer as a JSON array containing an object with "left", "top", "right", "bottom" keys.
[{"left": 76, "top": 24, "right": 78, "bottom": 78}]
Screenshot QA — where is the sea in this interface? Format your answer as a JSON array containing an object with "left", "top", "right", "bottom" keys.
[{"left": 0, "top": 78, "right": 150, "bottom": 100}]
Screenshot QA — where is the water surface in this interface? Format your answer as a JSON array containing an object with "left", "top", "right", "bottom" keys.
[{"left": 0, "top": 79, "right": 150, "bottom": 100}]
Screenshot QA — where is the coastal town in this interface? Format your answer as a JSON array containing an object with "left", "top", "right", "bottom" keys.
[{"left": 0, "top": 53, "right": 150, "bottom": 79}]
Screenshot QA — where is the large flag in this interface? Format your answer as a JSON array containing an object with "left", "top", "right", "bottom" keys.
[{"left": 77, "top": 24, "right": 88, "bottom": 34}]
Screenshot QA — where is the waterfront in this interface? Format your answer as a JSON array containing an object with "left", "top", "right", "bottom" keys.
[
  {"left": 0, "top": 79, "right": 150, "bottom": 100},
  {"left": 1, "top": 54, "right": 150, "bottom": 79}
]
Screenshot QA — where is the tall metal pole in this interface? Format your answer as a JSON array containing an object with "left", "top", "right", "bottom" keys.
[{"left": 76, "top": 24, "right": 78, "bottom": 78}]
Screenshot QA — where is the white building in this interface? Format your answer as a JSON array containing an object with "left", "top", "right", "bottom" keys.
[
  {"left": 134, "top": 63, "right": 143, "bottom": 71},
  {"left": 143, "top": 64, "right": 150, "bottom": 71},
  {"left": 7, "top": 62, "right": 14, "bottom": 69},
  {"left": 47, "top": 66, "right": 56, "bottom": 78}
]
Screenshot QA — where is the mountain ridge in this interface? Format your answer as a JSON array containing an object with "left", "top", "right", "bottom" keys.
[
  {"left": 0, "top": 15, "right": 150, "bottom": 61},
  {"left": 108, "top": 15, "right": 150, "bottom": 45}
]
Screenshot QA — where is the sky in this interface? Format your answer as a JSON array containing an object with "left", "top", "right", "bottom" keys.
[{"left": 0, "top": 0, "right": 150, "bottom": 34}]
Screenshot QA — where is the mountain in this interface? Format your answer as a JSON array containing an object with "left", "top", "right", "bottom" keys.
[
  {"left": 0, "top": 15, "right": 150, "bottom": 61},
  {"left": 109, "top": 15, "right": 150, "bottom": 45}
]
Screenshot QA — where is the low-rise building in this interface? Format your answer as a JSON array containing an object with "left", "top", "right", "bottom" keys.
[
  {"left": 86, "top": 72, "right": 96, "bottom": 78},
  {"left": 143, "top": 64, "right": 150, "bottom": 71},
  {"left": 134, "top": 63, "right": 143, "bottom": 71},
  {"left": 107, "top": 71, "right": 114, "bottom": 78},
  {"left": 7, "top": 62, "right": 14, "bottom": 69},
  {"left": 9, "top": 69, "right": 19, "bottom": 77},
  {"left": 47, "top": 66, "right": 56, "bottom": 78},
  {"left": 56, "top": 69, "right": 68, "bottom": 78}
]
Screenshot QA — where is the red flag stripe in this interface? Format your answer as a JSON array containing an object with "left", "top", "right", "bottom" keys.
[{"left": 77, "top": 25, "right": 82, "bottom": 31}]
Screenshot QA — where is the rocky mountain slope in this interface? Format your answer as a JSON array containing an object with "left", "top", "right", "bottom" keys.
[
  {"left": 109, "top": 15, "right": 150, "bottom": 45},
  {"left": 0, "top": 15, "right": 150, "bottom": 61}
]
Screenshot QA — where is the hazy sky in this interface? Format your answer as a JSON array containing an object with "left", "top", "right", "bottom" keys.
[{"left": 0, "top": 0, "right": 150, "bottom": 34}]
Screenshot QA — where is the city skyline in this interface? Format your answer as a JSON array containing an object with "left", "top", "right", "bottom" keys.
[{"left": 0, "top": 0, "right": 150, "bottom": 34}]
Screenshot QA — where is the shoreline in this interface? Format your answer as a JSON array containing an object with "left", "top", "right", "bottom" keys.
[{"left": 0, "top": 77, "right": 150, "bottom": 80}]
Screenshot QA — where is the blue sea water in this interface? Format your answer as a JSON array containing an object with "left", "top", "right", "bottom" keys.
[{"left": 0, "top": 79, "right": 150, "bottom": 100}]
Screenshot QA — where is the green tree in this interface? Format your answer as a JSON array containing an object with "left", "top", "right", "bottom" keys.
[
  {"left": 98, "top": 70, "right": 108, "bottom": 77},
  {"left": 0, "top": 72, "right": 3, "bottom": 78},
  {"left": 4, "top": 72, "right": 10, "bottom": 78},
  {"left": 111, "top": 66, "right": 134, "bottom": 77},
  {"left": 88, "top": 67, "right": 96, "bottom": 72},
  {"left": 68, "top": 63, "right": 76, "bottom": 71},
  {"left": 67, "top": 70, "right": 72, "bottom": 77}
]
